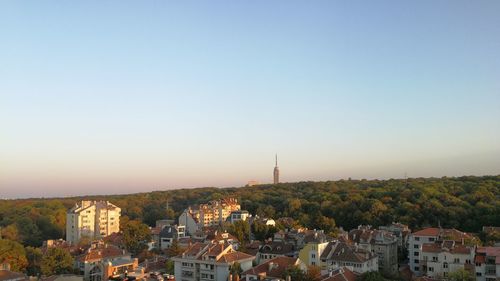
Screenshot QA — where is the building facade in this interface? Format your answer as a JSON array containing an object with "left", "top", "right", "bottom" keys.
[
  {"left": 66, "top": 201, "right": 121, "bottom": 244},
  {"left": 320, "top": 241, "right": 378, "bottom": 274},
  {"left": 172, "top": 242, "right": 254, "bottom": 281},
  {"left": 408, "top": 227, "right": 477, "bottom": 276},
  {"left": 179, "top": 198, "right": 241, "bottom": 235},
  {"left": 474, "top": 247, "right": 500, "bottom": 281},
  {"left": 349, "top": 226, "right": 398, "bottom": 276}
]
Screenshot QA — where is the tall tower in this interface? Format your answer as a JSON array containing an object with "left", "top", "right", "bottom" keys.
[{"left": 273, "top": 154, "right": 280, "bottom": 184}]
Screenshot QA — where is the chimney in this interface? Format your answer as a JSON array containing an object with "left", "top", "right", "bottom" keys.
[{"left": 268, "top": 262, "right": 275, "bottom": 272}]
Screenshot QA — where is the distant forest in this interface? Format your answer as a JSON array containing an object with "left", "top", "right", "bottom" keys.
[{"left": 1, "top": 175, "right": 499, "bottom": 247}]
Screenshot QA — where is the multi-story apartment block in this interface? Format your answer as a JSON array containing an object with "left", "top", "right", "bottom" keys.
[
  {"left": 420, "top": 240, "right": 475, "bottom": 279},
  {"left": 76, "top": 241, "right": 142, "bottom": 281},
  {"left": 320, "top": 241, "right": 378, "bottom": 274},
  {"left": 172, "top": 242, "right": 254, "bottom": 281},
  {"left": 379, "top": 222, "right": 411, "bottom": 249},
  {"left": 227, "top": 210, "right": 250, "bottom": 224},
  {"left": 179, "top": 198, "right": 240, "bottom": 235},
  {"left": 66, "top": 201, "right": 121, "bottom": 244},
  {"left": 475, "top": 247, "right": 500, "bottom": 281},
  {"left": 349, "top": 226, "right": 398, "bottom": 276},
  {"left": 408, "top": 227, "right": 477, "bottom": 276}
]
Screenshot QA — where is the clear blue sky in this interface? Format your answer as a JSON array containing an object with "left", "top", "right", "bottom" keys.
[{"left": 1, "top": 1, "right": 499, "bottom": 198}]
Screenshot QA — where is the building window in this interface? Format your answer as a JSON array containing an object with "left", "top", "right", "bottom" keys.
[
  {"left": 429, "top": 238, "right": 435, "bottom": 242},
  {"left": 476, "top": 272, "right": 482, "bottom": 277},
  {"left": 432, "top": 257, "right": 438, "bottom": 262},
  {"left": 414, "top": 266, "right": 419, "bottom": 271},
  {"left": 415, "top": 237, "right": 420, "bottom": 241},
  {"left": 414, "top": 244, "right": 419, "bottom": 249},
  {"left": 429, "top": 267, "right": 434, "bottom": 272},
  {"left": 414, "top": 252, "right": 419, "bottom": 256},
  {"left": 443, "top": 262, "right": 448, "bottom": 269},
  {"left": 454, "top": 258, "right": 459, "bottom": 263},
  {"left": 414, "top": 259, "right": 419, "bottom": 264},
  {"left": 312, "top": 253, "right": 316, "bottom": 259}
]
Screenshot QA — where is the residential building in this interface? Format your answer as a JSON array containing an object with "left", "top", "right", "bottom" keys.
[
  {"left": 349, "top": 226, "right": 398, "bottom": 276},
  {"left": 320, "top": 241, "right": 378, "bottom": 274},
  {"left": 379, "top": 222, "right": 411, "bottom": 248},
  {"left": 474, "top": 247, "right": 500, "bottom": 281},
  {"left": 0, "top": 263, "right": 28, "bottom": 281},
  {"left": 159, "top": 225, "right": 186, "bottom": 250},
  {"left": 257, "top": 241, "right": 295, "bottom": 265},
  {"left": 227, "top": 210, "right": 250, "bottom": 224},
  {"left": 76, "top": 241, "right": 143, "bottom": 281},
  {"left": 172, "top": 242, "right": 255, "bottom": 281},
  {"left": 408, "top": 227, "right": 477, "bottom": 276},
  {"left": 241, "top": 256, "right": 305, "bottom": 281},
  {"left": 420, "top": 240, "right": 475, "bottom": 279},
  {"left": 179, "top": 198, "right": 241, "bottom": 235},
  {"left": 66, "top": 201, "right": 121, "bottom": 244},
  {"left": 298, "top": 231, "right": 330, "bottom": 267}
]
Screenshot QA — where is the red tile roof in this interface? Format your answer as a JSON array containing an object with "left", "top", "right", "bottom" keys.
[
  {"left": 413, "top": 228, "right": 441, "bottom": 237},
  {"left": 320, "top": 267, "right": 357, "bottom": 281},
  {"left": 242, "top": 256, "right": 298, "bottom": 278}
]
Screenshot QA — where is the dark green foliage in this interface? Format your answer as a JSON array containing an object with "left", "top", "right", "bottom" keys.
[
  {"left": 122, "top": 220, "right": 151, "bottom": 256},
  {"left": 0, "top": 175, "right": 499, "bottom": 250},
  {"left": 0, "top": 239, "right": 28, "bottom": 272},
  {"left": 358, "top": 271, "right": 385, "bottom": 281},
  {"left": 40, "top": 247, "right": 74, "bottom": 276}
]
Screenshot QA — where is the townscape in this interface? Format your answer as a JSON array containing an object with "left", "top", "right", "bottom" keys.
[{"left": 0, "top": 175, "right": 499, "bottom": 281}]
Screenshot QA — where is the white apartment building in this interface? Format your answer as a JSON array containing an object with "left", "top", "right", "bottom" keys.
[
  {"left": 420, "top": 240, "right": 475, "bottom": 279},
  {"left": 408, "top": 227, "right": 477, "bottom": 276},
  {"left": 475, "top": 247, "right": 500, "bottom": 281},
  {"left": 66, "top": 201, "right": 121, "bottom": 244},
  {"left": 179, "top": 198, "right": 241, "bottom": 235},
  {"left": 320, "top": 241, "right": 378, "bottom": 274},
  {"left": 172, "top": 242, "right": 254, "bottom": 281}
]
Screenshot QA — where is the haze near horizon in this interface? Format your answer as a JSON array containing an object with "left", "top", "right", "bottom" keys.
[{"left": 1, "top": 1, "right": 500, "bottom": 199}]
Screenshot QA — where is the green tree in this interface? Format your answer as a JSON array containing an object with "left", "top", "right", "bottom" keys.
[
  {"left": 358, "top": 271, "right": 385, "bottom": 281},
  {"left": 122, "top": 220, "right": 151, "bottom": 256},
  {"left": 165, "top": 260, "right": 174, "bottom": 274},
  {"left": 229, "top": 262, "right": 242, "bottom": 277},
  {"left": 25, "top": 246, "right": 42, "bottom": 276},
  {"left": 166, "top": 239, "right": 184, "bottom": 257},
  {"left": 40, "top": 247, "right": 74, "bottom": 276},
  {"left": 282, "top": 265, "right": 307, "bottom": 281},
  {"left": 0, "top": 239, "right": 28, "bottom": 272},
  {"left": 448, "top": 268, "right": 474, "bottom": 281},
  {"left": 1, "top": 224, "right": 20, "bottom": 242}
]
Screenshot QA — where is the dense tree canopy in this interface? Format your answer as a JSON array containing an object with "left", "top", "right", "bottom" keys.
[
  {"left": 40, "top": 247, "right": 74, "bottom": 276},
  {"left": 0, "top": 175, "right": 498, "bottom": 251},
  {"left": 122, "top": 220, "right": 152, "bottom": 256}
]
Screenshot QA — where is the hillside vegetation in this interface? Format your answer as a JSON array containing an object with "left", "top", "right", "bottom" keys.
[{"left": 1, "top": 175, "right": 499, "bottom": 247}]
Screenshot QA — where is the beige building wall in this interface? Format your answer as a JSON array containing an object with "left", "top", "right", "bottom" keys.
[{"left": 66, "top": 201, "right": 120, "bottom": 244}]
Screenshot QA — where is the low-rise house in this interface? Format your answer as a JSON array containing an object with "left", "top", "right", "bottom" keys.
[
  {"left": 349, "top": 225, "right": 398, "bottom": 276},
  {"left": 257, "top": 241, "right": 295, "bottom": 265},
  {"left": 298, "top": 232, "right": 330, "bottom": 267},
  {"left": 172, "top": 242, "right": 254, "bottom": 281},
  {"left": 420, "top": 240, "right": 475, "bottom": 279},
  {"left": 228, "top": 211, "right": 250, "bottom": 224},
  {"left": 474, "top": 246, "right": 500, "bottom": 281},
  {"left": 241, "top": 256, "right": 304, "bottom": 281},
  {"left": 408, "top": 227, "right": 478, "bottom": 276},
  {"left": 320, "top": 241, "right": 378, "bottom": 274},
  {"left": 159, "top": 225, "right": 186, "bottom": 250},
  {"left": 76, "top": 241, "right": 143, "bottom": 281},
  {"left": 0, "top": 263, "right": 28, "bottom": 281}
]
